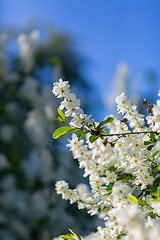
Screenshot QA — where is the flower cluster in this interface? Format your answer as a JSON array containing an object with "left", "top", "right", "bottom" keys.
[
  {"left": 52, "top": 79, "right": 160, "bottom": 240},
  {"left": 52, "top": 78, "right": 93, "bottom": 128}
]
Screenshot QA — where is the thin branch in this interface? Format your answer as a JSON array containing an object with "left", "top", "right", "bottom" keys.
[{"left": 100, "top": 131, "right": 157, "bottom": 138}]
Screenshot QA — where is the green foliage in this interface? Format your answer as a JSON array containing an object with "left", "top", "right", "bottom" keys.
[
  {"left": 152, "top": 151, "right": 160, "bottom": 158},
  {"left": 151, "top": 151, "right": 160, "bottom": 161},
  {"left": 157, "top": 186, "right": 160, "bottom": 198},
  {"left": 154, "top": 177, "right": 160, "bottom": 184},
  {"left": 61, "top": 229, "right": 81, "bottom": 240},
  {"left": 54, "top": 117, "right": 64, "bottom": 123},
  {"left": 150, "top": 132, "right": 155, "bottom": 141},
  {"left": 127, "top": 195, "right": 138, "bottom": 204},
  {"left": 127, "top": 195, "right": 152, "bottom": 210},
  {"left": 77, "top": 131, "right": 88, "bottom": 141},
  {"left": 67, "top": 128, "right": 80, "bottom": 133},
  {"left": 151, "top": 198, "right": 160, "bottom": 202},
  {"left": 58, "top": 108, "right": 66, "bottom": 122},
  {"left": 97, "top": 117, "right": 114, "bottom": 129},
  {"left": 117, "top": 232, "right": 126, "bottom": 239},
  {"left": 101, "top": 131, "right": 108, "bottom": 135},
  {"left": 61, "top": 234, "right": 75, "bottom": 240},
  {"left": 108, "top": 166, "right": 117, "bottom": 172},
  {"left": 144, "top": 141, "right": 152, "bottom": 145},
  {"left": 107, "top": 182, "right": 114, "bottom": 193},
  {"left": 69, "top": 229, "right": 81, "bottom": 240},
  {"left": 89, "top": 135, "right": 99, "bottom": 143},
  {"left": 143, "top": 133, "right": 156, "bottom": 152},
  {"left": 52, "top": 126, "right": 79, "bottom": 139},
  {"left": 138, "top": 199, "right": 152, "bottom": 209},
  {"left": 53, "top": 109, "right": 113, "bottom": 144},
  {"left": 147, "top": 145, "right": 154, "bottom": 151}
]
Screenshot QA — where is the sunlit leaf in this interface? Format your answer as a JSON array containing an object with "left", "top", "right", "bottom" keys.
[
  {"left": 69, "top": 229, "right": 81, "bottom": 240},
  {"left": 152, "top": 151, "right": 160, "bottom": 157},
  {"left": 60, "top": 234, "right": 74, "bottom": 240},
  {"left": 101, "top": 131, "right": 108, "bottom": 135},
  {"left": 155, "top": 155, "right": 160, "bottom": 161},
  {"left": 138, "top": 199, "right": 152, "bottom": 209},
  {"left": 67, "top": 128, "right": 80, "bottom": 133},
  {"left": 54, "top": 117, "right": 63, "bottom": 122},
  {"left": 53, "top": 126, "right": 78, "bottom": 139},
  {"left": 89, "top": 135, "right": 99, "bottom": 143},
  {"left": 150, "top": 198, "right": 160, "bottom": 202},
  {"left": 117, "top": 232, "right": 126, "bottom": 239},
  {"left": 97, "top": 117, "right": 114, "bottom": 129},
  {"left": 58, "top": 108, "right": 66, "bottom": 122},
  {"left": 77, "top": 131, "right": 88, "bottom": 141},
  {"left": 127, "top": 195, "right": 138, "bottom": 204}
]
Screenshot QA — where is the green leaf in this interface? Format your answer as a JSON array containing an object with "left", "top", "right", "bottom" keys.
[
  {"left": 58, "top": 108, "right": 66, "bottom": 122},
  {"left": 89, "top": 135, "right": 99, "bottom": 143},
  {"left": 138, "top": 199, "right": 151, "bottom": 208},
  {"left": 107, "top": 182, "right": 114, "bottom": 193},
  {"left": 149, "top": 212, "right": 157, "bottom": 218},
  {"left": 101, "top": 131, "right": 108, "bottom": 135},
  {"left": 97, "top": 117, "right": 114, "bottom": 128},
  {"left": 127, "top": 195, "right": 138, "bottom": 204},
  {"left": 69, "top": 229, "right": 81, "bottom": 240},
  {"left": 54, "top": 117, "right": 63, "bottom": 122},
  {"left": 67, "top": 128, "right": 80, "bottom": 133},
  {"left": 60, "top": 234, "right": 75, "bottom": 240},
  {"left": 155, "top": 155, "right": 160, "bottom": 161},
  {"left": 144, "top": 141, "right": 152, "bottom": 145},
  {"left": 147, "top": 145, "right": 154, "bottom": 151},
  {"left": 77, "top": 131, "right": 88, "bottom": 141},
  {"left": 154, "top": 177, "right": 160, "bottom": 184},
  {"left": 121, "top": 176, "right": 133, "bottom": 182},
  {"left": 150, "top": 132, "right": 155, "bottom": 141},
  {"left": 150, "top": 198, "right": 160, "bottom": 202},
  {"left": 157, "top": 186, "right": 160, "bottom": 198},
  {"left": 108, "top": 166, "right": 117, "bottom": 172},
  {"left": 117, "top": 232, "right": 126, "bottom": 239},
  {"left": 106, "top": 117, "right": 114, "bottom": 123},
  {"left": 53, "top": 126, "right": 78, "bottom": 139},
  {"left": 152, "top": 151, "right": 160, "bottom": 157}
]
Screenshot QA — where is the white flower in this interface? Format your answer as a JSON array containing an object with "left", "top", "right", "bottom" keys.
[
  {"left": 52, "top": 78, "right": 70, "bottom": 98},
  {"left": 55, "top": 181, "right": 69, "bottom": 194},
  {"left": 59, "top": 93, "right": 81, "bottom": 110},
  {"left": 112, "top": 182, "right": 132, "bottom": 197}
]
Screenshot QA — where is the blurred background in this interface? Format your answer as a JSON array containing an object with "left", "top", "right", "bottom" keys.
[{"left": 0, "top": 0, "right": 160, "bottom": 239}]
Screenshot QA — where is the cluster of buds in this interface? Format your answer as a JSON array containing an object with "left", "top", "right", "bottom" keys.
[{"left": 142, "top": 98, "right": 154, "bottom": 115}]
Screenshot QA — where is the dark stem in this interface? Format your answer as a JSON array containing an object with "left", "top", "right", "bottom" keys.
[{"left": 100, "top": 130, "right": 157, "bottom": 137}]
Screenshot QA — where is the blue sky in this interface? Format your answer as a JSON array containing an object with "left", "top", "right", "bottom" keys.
[{"left": 1, "top": 0, "right": 160, "bottom": 107}]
